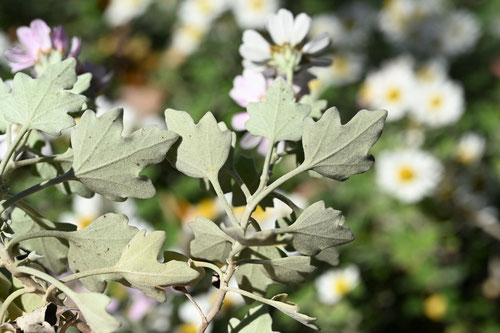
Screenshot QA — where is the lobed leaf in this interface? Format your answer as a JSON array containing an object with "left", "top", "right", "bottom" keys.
[
  {"left": 281, "top": 201, "right": 354, "bottom": 256},
  {"left": 228, "top": 305, "right": 279, "bottom": 333},
  {"left": 71, "top": 108, "right": 178, "bottom": 200},
  {"left": 189, "top": 217, "right": 234, "bottom": 263},
  {"left": 165, "top": 109, "right": 232, "bottom": 180},
  {"left": 269, "top": 294, "right": 318, "bottom": 330},
  {"left": 245, "top": 77, "right": 310, "bottom": 143},
  {"left": 69, "top": 292, "right": 120, "bottom": 333},
  {"left": 0, "top": 59, "right": 86, "bottom": 135},
  {"left": 302, "top": 108, "right": 387, "bottom": 181},
  {"left": 260, "top": 256, "right": 316, "bottom": 284},
  {"left": 298, "top": 95, "right": 327, "bottom": 119}
]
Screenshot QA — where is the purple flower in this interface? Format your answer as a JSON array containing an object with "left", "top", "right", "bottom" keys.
[{"left": 4, "top": 19, "right": 81, "bottom": 74}]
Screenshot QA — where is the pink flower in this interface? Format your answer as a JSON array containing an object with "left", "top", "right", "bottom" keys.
[
  {"left": 229, "top": 69, "right": 268, "bottom": 107},
  {"left": 4, "top": 19, "right": 81, "bottom": 73},
  {"left": 127, "top": 288, "right": 157, "bottom": 321}
]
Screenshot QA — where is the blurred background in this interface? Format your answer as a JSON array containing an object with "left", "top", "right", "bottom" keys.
[{"left": 1, "top": 0, "right": 500, "bottom": 332}]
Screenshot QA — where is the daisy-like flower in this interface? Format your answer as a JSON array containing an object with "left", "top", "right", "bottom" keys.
[
  {"left": 5, "top": 19, "right": 81, "bottom": 74},
  {"left": 231, "top": 0, "right": 279, "bottom": 29},
  {"left": 178, "top": 0, "right": 228, "bottom": 26},
  {"left": 438, "top": 10, "right": 481, "bottom": 57},
  {"left": 309, "top": 52, "right": 364, "bottom": 95},
  {"left": 60, "top": 195, "right": 104, "bottom": 230},
  {"left": 415, "top": 58, "right": 448, "bottom": 84},
  {"left": 314, "top": 265, "right": 360, "bottom": 305},
  {"left": 104, "top": 0, "right": 153, "bottom": 27},
  {"left": 359, "top": 57, "right": 416, "bottom": 121},
  {"left": 169, "top": 23, "right": 210, "bottom": 58},
  {"left": 239, "top": 8, "right": 331, "bottom": 76},
  {"left": 409, "top": 78, "right": 464, "bottom": 128},
  {"left": 376, "top": 149, "right": 443, "bottom": 203},
  {"left": 456, "top": 132, "right": 486, "bottom": 165}
]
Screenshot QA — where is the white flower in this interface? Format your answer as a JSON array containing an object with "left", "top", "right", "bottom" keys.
[
  {"left": 178, "top": 0, "right": 228, "bottom": 26},
  {"left": 231, "top": 0, "right": 279, "bottom": 29},
  {"left": 315, "top": 265, "right": 360, "bottom": 305},
  {"left": 60, "top": 195, "right": 104, "bottom": 230},
  {"left": 456, "top": 132, "right": 486, "bottom": 165},
  {"left": 415, "top": 58, "right": 448, "bottom": 84},
  {"left": 104, "top": 0, "right": 152, "bottom": 27},
  {"left": 409, "top": 79, "right": 464, "bottom": 128},
  {"left": 169, "top": 23, "right": 210, "bottom": 57},
  {"left": 0, "top": 31, "right": 10, "bottom": 67},
  {"left": 309, "top": 52, "right": 364, "bottom": 94},
  {"left": 376, "top": 149, "right": 443, "bottom": 203},
  {"left": 239, "top": 8, "right": 330, "bottom": 75},
  {"left": 359, "top": 57, "right": 416, "bottom": 121},
  {"left": 438, "top": 10, "right": 480, "bottom": 57}
]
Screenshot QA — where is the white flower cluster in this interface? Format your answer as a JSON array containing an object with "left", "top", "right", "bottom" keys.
[
  {"left": 360, "top": 57, "right": 464, "bottom": 128},
  {"left": 379, "top": 0, "right": 481, "bottom": 57}
]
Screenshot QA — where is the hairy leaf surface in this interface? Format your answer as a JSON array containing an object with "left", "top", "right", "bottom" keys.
[
  {"left": 0, "top": 59, "right": 85, "bottom": 135},
  {"left": 165, "top": 109, "right": 232, "bottom": 180},
  {"left": 269, "top": 294, "right": 318, "bottom": 330},
  {"left": 228, "top": 305, "right": 279, "bottom": 333},
  {"left": 302, "top": 108, "right": 387, "bottom": 181},
  {"left": 72, "top": 108, "right": 178, "bottom": 200},
  {"left": 245, "top": 77, "right": 310, "bottom": 143},
  {"left": 189, "top": 217, "right": 233, "bottom": 263},
  {"left": 261, "top": 256, "right": 315, "bottom": 284}
]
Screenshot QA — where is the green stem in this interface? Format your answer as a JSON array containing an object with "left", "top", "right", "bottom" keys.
[
  {"left": 0, "top": 287, "right": 36, "bottom": 323},
  {"left": 12, "top": 155, "right": 58, "bottom": 169},
  {"left": 240, "top": 164, "right": 307, "bottom": 231},
  {"left": 0, "top": 126, "right": 29, "bottom": 178},
  {"left": 230, "top": 169, "right": 251, "bottom": 201},
  {"left": 190, "top": 260, "right": 224, "bottom": 278},
  {"left": 209, "top": 175, "right": 242, "bottom": 230},
  {"left": 222, "top": 285, "right": 270, "bottom": 304},
  {"left": 0, "top": 169, "right": 76, "bottom": 215},
  {"left": 6, "top": 230, "right": 70, "bottom": 252},
  {"left": 254, "top": 140, "right": 275, "bottom": 197}
]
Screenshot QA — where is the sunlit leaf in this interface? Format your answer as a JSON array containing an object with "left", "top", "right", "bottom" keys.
[
  {"left": 71, "top": 108, "right": 178, "bottom": 200},
  {"left": 228, "top": 305, "right": 279, "bottom": 333},
  {"left": 269, "top": 293, "right": 318, "bottom": 330}
]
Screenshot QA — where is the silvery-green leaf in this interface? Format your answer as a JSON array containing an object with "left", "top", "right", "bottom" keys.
[
  {"left": 9, "top": 208, "right": 75, "bottom": 274},
  {"left": 280, "top": 201, "right": 354, "bottom": 256},
  {"left": 165, "top": 109, "right": 232, "bottom": 180},
  {"left": 36, "top": 148, "right": 94, "bottom": 198},
  {"left": 260, "top": 256, "right": 315, "bottom": 284},
  {"left": 222, "top": 226, "right": 279, "bottom": 247},
  {"left": 0, "top": 78, "right": 11, "bottom": 133},
  {"left": 12, "top": 277, "right": 45, "bottom": 313},
  {"left": 245, "top": 77, "right": 310, "bottom": 143},
  {"left": 269, "top": 294, "right": 318, "bottom": 330},
  {"left": 235, "top": 247, "right": 282, "bottom": 298},
  {"left": 68, "top": 292, "right": 120, "bottom": 333},
  {"left": 114, "top": 230, "right": 202, "bottom": 301},
  {"left": 0, "top": 59, "right": 86, "bottom": 135},
  {"left": 302, "top": 108, "right": 387, "bottom": 181},
  {"left": 314, "top": 247, "right": 339, "bottom": 266},
  {"left": 189, "top": 217, "right": 233, "bottom": 263},
  {"left": 66, "top": 213, "right": 138, "bottom": 292},
  {"left": 72, "top": 108, "right": 178, "bottom": 201},
  {"left": 163, "top": 251, "right": 205, "bottom": 286},
  {"left": 70, "top": 73, "right": 92, "bottom": 95},
  {"left": 228, "top": 305, "right": 279, "bottom": 333},
  {"left": 299, "top": 95, "right": 327, "bottom": 119}
]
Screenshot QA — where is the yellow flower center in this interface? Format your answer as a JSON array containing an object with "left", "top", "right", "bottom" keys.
[
  {"left": 333, "top": 278, "right": 350, "bottom": 296},
  {"left": 332, "top": 56, "right": 348, "bottom": 74},
  {"left": 180, "top": 25, "right": 204, "bottom": 42},
  {"left": 249, "top": 0, "right": 264, "bottom": 11},
  {"left": 385, "top": 87, "right": 402, "bottom": 103},
  {"left": 77, "top": 215, "right": 95, "bottom": 230},
  {"left": 178, "top": 323, "right": 198, "bottom": 333},
  {"left": 195, "top": 0, "right": 214, "bottom": 14},
  {"left": 428, "top": 95, "right": 443, "bottom": 111},
  {"left": 424, "top": 294, "right": 447, "bottom": 321},
  {"left": 397, "top": 165, "right": 415, "bottom": 183},
  {"left": 196, "top": 198, "right": 218, "bottom": 220},
  {"left": 308, "top": 78, "right": 322, "bottom": 95}
]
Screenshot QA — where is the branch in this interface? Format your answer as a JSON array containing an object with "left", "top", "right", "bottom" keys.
[{"left": 0, "top": 287, "right": 36, "bottom": 323}]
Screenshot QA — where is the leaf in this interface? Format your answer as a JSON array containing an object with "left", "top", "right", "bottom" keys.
[
  {"left": 165, "top": 109, "right": 232, "bottom": 180},
  {"left": 9, "top": 208, "right": 76, "bottom": 274},
  {"left": 189, "top": 217, "right": 233, "bottom": 263},
  {"left": 163, "top": 251, "right": 205, "bottom": 286},
  {"left": 71, "top": 108, "right": 178, "bottom": 200},
  {"left": 269, "top": 294, "right": 318, "bottom": 330},
  {"left": 0, "top": 272, "right": 11, "bottom": 300},
  {"left": 0, "top": 78, "right": 11, "bottom": 133},
  {"left": 114, "top": 230, "right": 203, "bottom": 301},
  {"left": 70, "top": 73, "right": 92, "bottom": 94},
  {"left": 65, "top": 213, "right": 138, "bottom": 292},
  {"left": 235, "top": 247, "right": 282, "bottom": 299},
  {"left": 298, "top": 95, "right": 327, "bottom": 119},
  {"left": 302, "top": 108, "right": 387, "bottom": 181},
  {"left": 36, "top": 148, "right": 94, "bottom": 198},
  {"left": 12, "top": 278, "right": 45, "bottom": 313},
  {"left": 69, "top": 292, "right": 120, "bottom": 333},
  {"left": 245, "top": 77, "right": 310, "bottom": 143},
  {"left": 314, "top": 247, "right": 339, "bottom": 266},
  {"left": 228, "top": 305, "right": 279, "bottom": 333},
  {"left": 0, "top": 59, "right": 86, "bottom": 135},
  {"left": 280, "top": 201, "right": 354, "bottom": 256},
  {"left": 261, "top": 256, "right": 315, "bottom": 284}
]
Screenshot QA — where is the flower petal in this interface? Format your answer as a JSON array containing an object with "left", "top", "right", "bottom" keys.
[
  {"left": 268, "top": 9, "right": 294, "bottom": 45},
  {"left": 292, "top": 13, "right": 311, "bottom": 46},
  {"left": 303, "top": 32, "right": 330, "bottom": 55},
  {"left": 30, "top": 19, "right": 52, "bottom": 52},
  {"left": 231, "top": 112, "right": 250, "bottom": 131}
]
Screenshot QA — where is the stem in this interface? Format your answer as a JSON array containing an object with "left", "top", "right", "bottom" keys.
[
  {"left": 240, "top": 164, "right": 307, "bottom": 230},
  {"left": 190, "top": 260, "right": 224, "bottom": 278},
  {"left": 0, "top": 287, "right": 36, "bottom": 323},
  {"left": 222, "top": 286, "right": 269, "bottom": 304},
  {"left": 286, "top": 67, "right": 294, "bottom": 86},
  {"left": 0, "top": 126, "right": 29, "bottom": 178},
  {"left": 270, "top": 190, "right": 303, "bottom": 217},
  {"left": 209, "top": 176, "right": 241, "bottom": 230},
  {"left": 12, "top": 155, "right": 57, "bottom": 169},
  {"left": 6, "top": 230, "right": 70, "bottom": 252},
  {"left": 0, "top": 169, "right": 76, "bottom": 215},
  {"left": 230, "top": 169, "right": 251, "bottom": 201},
  {"left": 184, "top": 292, "right": 208, "bottom": 328},
  {"left": 255, "top": 141, "right": 275, "bottom": 196}
]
